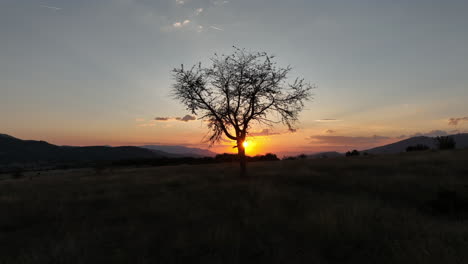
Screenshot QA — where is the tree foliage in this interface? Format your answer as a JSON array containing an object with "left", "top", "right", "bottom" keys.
[
  {"left": 345, "top": 150, "right": 360, "bottom": 157},
  {"left": 434, "top": 136, "right": 456, "bottom": 150}
]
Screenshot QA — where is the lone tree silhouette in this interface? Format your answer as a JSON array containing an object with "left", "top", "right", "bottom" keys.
[{"left": 172, "top": 48, "right": 313, "bottom": 177}]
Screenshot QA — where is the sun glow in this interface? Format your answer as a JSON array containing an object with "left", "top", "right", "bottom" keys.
[{"left": 243, "top": 141, "right": 249, "bottom": 148}]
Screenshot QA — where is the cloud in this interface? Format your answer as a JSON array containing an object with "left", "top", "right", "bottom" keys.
[
  {"left": 409, "top": 130, "right": 449, "bottom": 137},
  {"left": 176, "top": 0, "right": 185, "bottom": 5},
  {"left": 40, "top": 5, "right": 62, "bottom": 10},
  {"left": 155, "top": 117, "right": 171, "bottom": 121},
  {"left": 209, "top": 25, "right": 224, "bottom": 31},
  {"left": 315, "top": 119, "right": 341, "bottom": 122},
  {"left": 195, "top": 8, "right": 203, "bottom": 16},
  {"left": 176, "top": 115, "right": 197, "bottom": 122},
  {"left": 249, "top": 129, "right": 280, "bottom": 137},
  {"left": 325, "top": 130, "right": 336, "bottom": 134},
  {"left": 308, "top": 135, "right": 391, "bottom": 147},
  {"left": 397, "top": 130, "right": 458, "bottom": 139},
  {"left": 448, "top": 117, "right": 468, "bottom": 126},
  {"left": 155, "top": 115, "right": 197, "bottom": 122},
  {"left": 212, "top": 0, "right": 229, "bottom": 6},
  {"left": 173, "top": 19, "right": 191, "bottom": 28}
]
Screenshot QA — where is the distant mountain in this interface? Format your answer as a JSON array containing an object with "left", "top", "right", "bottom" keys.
[
  {"left": 142, "top": 145, "right": 217, "bottom": 158},
  {"left": 0, "top": 134, "right": 175, "bottom": 164},
  {"left": 365, "top": 133, "right": 468, "bottom": 154}
]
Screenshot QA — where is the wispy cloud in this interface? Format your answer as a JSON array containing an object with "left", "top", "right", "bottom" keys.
[
  {"left": 173, "top": 20, "right": 191, "bottom": 28},
  {"left": 448, "top": 117, "right": 468, "bottom": 126},
  {"left": 308, "top": 135, "right": 393, "bottom": 150},
  {"left": 155, "top": 115, "right": 197, "bottom": 122},
  {"left": 408, "top": 130, "right": 449, "bottom": 137},
  {"left": 40, "top": 4, "right": 62, "bottom": 11},
  {"left": 249, "top": 129, "right": 280, "bottom": 137},
  {"left": 195, "top": 8, "right": 204, "bottom": 16},
  {"left": 175, "top": 0, "right": 185, "bottom": 6},
  {"left": 315, "top": 119, "right": 341, "bottom": 122},
  {"left": 209, "top": 25, "right": 224, "bottom": 31},
  {"left": 325, "top": 129, "right": 336, "bottom": 134},
  {"left": 212, "top": 0, "right": 229, "bottom": 6},
  {"left": 176, "top": 115, "right": 196, "bottom": 122},
  {"left": 394, "top": 130, "right": 455, "bottom": 140}
]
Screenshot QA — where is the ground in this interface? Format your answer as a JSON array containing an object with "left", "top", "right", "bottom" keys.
[{"left": 1, "top": 150, "right": 468, "bottom": 263}]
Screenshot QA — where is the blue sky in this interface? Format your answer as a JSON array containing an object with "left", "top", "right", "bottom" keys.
[{"left": 1, "top": 0, "right": 468, "bottom": 154}]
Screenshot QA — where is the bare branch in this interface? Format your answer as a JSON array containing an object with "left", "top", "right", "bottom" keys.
[{"left": 172, "top": 48, "right": 314, "bottom": 145}]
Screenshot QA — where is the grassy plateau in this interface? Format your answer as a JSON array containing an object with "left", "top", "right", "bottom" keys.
[{"left": 1, "top": 149, "right": 468, "bottom": 263}]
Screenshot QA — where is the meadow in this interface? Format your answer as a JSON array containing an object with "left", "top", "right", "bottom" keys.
[{"left": 1, "top": 150, "right": 468, "bottom": 263}]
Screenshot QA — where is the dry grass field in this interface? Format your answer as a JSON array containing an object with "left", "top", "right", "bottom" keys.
[{"left": 1, "top": 150, "right": 468, "bottom": 263}]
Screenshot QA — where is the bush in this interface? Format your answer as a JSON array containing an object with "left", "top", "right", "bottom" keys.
[
  {"left": 435, "top": 136, "right": 456, "bottom": 150},
  {"left": 406, "top": 144, "right": 430, "bottom": 152},
  {"left": 345, "top": 150, "right": 360, "bottom": 157}
]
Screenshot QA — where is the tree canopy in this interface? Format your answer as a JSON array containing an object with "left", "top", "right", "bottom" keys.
[{"left": 172, "top": 47, "right": 314, "bottom": 176}]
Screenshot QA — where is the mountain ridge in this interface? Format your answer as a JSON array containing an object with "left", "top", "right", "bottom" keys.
[
  {"left": 141, "top": 145, "right": 217, "bottom": 158},
  {"left": 364, "top": 133, "right": 468, "bottom": 154},
  {"left": 0, "top": 134, "right": 218, "bottom": 164}
]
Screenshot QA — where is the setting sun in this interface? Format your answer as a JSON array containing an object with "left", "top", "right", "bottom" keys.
[{"left": 243, "top": 141, "right": 249, "bottom": 148}]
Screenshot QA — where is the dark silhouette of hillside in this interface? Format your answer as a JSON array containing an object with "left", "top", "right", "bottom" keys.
[
  {"left": 365, "top": 134, "right": 468, "bottom": 154},
  {"left": 142, "top": 145, "right": 217, "bottom": 158},
  {"left": 0, "top": 134, "right": 169, "bottom": 164}
]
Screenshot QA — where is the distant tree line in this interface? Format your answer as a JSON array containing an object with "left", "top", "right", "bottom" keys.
[
  {"left": 405, "top": 136, "right": 456, "bottom": 152},
  {"left": 0, "top": 153, "right": 282, "bottom": 175},
  {"left": 346, "top": 150, "right": 361, "bottom": 157},
  {"left": 406, "top": 144, "right": 430, "bottom": 152},
  {"left": 109, "top": 153, "right": 280, "bottom": 168}
]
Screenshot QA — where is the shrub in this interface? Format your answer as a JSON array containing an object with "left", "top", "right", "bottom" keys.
[
  {"left": 435, "top": 136, "right": 456, "bottom": 150},
  {"left": 406, "top": 144, "right": 430, "bottom": 152},
  {"left": 345, "top": 150, "right": 360, "bottom": 157}
]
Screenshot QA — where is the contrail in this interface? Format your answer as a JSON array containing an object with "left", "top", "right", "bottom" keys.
[
  {"left": 210, "top": 26, "right": 224, "bottom": 31},
  {"left": 40, "top": 5, "right": 62, "bottom": 10}
]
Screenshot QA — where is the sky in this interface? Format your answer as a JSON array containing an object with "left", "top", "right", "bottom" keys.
[{"left": 1, "top": 0, "right": 468, "bottom": 156}]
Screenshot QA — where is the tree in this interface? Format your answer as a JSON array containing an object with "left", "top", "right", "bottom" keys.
[
  {"left": 172, "top": 48, "right": 313, "bottom": 177},
  {"left": 434, "top": 136, "right": 456, "bottom": 150},
  {"left": 345, "top": 150, "right": 360, "bottom": 157}
]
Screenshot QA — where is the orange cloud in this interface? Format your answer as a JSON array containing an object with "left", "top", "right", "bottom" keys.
[
  {"left": 249, "top": 129, "right": 280, "bottom": 137},
  {"left": 309, "top": 135, "right": 390, "bottom": 146},
  {"left": 448, "top": 117, "right": 468, "bottom": 126}
]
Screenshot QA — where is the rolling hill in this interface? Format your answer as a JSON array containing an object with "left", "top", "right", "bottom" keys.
[
  {"left": 0, "top": 134, "right": 171, "bottom": 164},
  {"left": 365, "top": 133, "right": 468, "bottom": 154},
  {"left": 142, "top": 145, "right": 217, "bottom": 158}
]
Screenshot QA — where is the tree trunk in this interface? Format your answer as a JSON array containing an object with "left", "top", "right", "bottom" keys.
[{"left": 237, "top": 139, "right": 247, "bottom": 178}]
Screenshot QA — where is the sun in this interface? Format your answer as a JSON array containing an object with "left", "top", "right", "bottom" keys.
[{"left": 243, "top": 141, "right": 249, "bottom": 148}]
